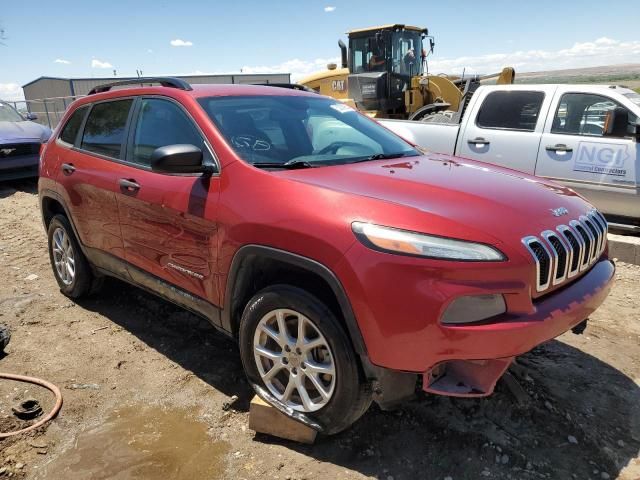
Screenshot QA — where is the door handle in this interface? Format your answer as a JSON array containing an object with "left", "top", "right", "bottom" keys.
[
  {"left": 545, "top": 144, "right": 573, "bottom": 153},
  {"left": 467, "top": 137, "right": 490, "bottom": 146},
  {"left": 61, "top": 163, "right": 76, "bottom": 175},
  {"left": 118, "top": 178, "right": 140, "bottom": 194}
]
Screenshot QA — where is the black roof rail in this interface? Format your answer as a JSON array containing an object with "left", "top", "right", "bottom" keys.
[
  {"left": 257, "top": 83, "right": 318, "bottom": 94},
  {"left": 88, "top": 77, "right": 193, "bottom": 95}
]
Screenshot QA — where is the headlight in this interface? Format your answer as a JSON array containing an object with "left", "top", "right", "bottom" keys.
[{"left": 352, "top": 222, "right": 505, "bottom": 261}]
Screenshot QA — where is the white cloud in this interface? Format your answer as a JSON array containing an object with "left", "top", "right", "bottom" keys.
[
  {"left": 147, "top": 49, "right": 154, "bottom": 54},
  {"left": 427, "top": 37, "right": 640, "bottom": 75},
  {"left": 54, "top": 58, "right": 71, "bottom": 64},
  {"left": 324, "top": 6, "right": 336, "bottom": 12},
  {"left": 91, "top": 59, "right": 113, "bottom": 69},
  {"left": 240, "top": 57, "right": 341, "bottom": 81},
  {"left": 170, "top": 39, "right": 193, "bottom": 47},
  {"left": 0, "top": 83, "right": 24, "bottom": 101},
  {"left": 196, "top": 37, "right": 640, "bottom": 84}
]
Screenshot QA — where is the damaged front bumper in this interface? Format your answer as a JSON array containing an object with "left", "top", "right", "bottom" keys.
[
  {"left": 420, "top": 259, "right": 614, "bottom": 398},
  {"left": 370, "top": 259, "right": 614, "bottom": 406}
]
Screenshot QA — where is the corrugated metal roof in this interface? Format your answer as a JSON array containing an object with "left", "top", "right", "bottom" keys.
[{"left": 22, "top": 73, "right": 290, "bottom": 89}]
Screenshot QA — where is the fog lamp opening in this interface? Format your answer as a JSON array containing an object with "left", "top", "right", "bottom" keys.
[{"left": 441, "top": 294, "right": 506, "bottom": 325}]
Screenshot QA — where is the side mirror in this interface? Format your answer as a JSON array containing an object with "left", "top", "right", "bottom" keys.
[
  {"left": 26, "top": 112, "right": 38, "bottom": 121},
  {"left": 150, "top": 144, "right": 206, "bottom": 174},
  {"left": 634, "top": 122, "right": 640, "bottom": 142},
  {"left": 603, "top": 107, "right": 629, "bottom": 138}
]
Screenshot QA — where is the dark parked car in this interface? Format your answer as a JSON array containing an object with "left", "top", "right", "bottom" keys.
[{"left": 0, "top": 101, "right": 52, "bottom": 180}]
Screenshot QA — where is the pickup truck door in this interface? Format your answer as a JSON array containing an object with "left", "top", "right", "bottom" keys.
[
  {"left": 114, "top": 96, "right": 221, "bottom": 307},
  {"left": 534, "top": 88, "right": 639, "bottom": 220},
  {"left": 456, "top": 86, "right": 557, "bottom": 174}
]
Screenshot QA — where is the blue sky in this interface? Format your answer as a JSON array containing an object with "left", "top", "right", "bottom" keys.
[{"left": 1, "top": 0, "right": 639, "bottom": 99}]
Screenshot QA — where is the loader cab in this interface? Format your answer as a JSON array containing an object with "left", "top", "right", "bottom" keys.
[{"left": 347, "top": 24, "right": 428, "bottom": 115}]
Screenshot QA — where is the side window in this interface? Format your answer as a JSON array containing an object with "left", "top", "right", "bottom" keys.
[
  {"left": 59, "top": 106, "right": 88, "bottom": 145},
  {"left": 131, "top": 98, "right": 204, "bottom": 166},
  {"left": 476, "top": 91, "right": 545, "bottom": 131},
  {"left": 551, "top": 93, "right": 637, "bottom": 138},
  {"left": 81, "top": 99, "right": 133, "bottom": 158}
]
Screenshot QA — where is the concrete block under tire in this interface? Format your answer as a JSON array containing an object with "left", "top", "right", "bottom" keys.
[
  {"left": 608, "top": 233, "right": 640, "bottom": 266},
  {"left": 249, "top": 395, "right": 317, "bottom": 444}
]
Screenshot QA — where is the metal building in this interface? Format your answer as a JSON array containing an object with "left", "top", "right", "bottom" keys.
[{"left": 20, "top": 73, "right": 291, "bottom": 127}]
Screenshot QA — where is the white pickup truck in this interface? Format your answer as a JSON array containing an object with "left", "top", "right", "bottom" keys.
[{"left": 380, "top": 84, "right": 640, "bottom": 231}]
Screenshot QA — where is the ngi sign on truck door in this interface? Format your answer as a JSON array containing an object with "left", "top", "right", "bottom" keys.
[
  {"left": 379, "top": 85, "right": 640, "bottom": 230},
  {"left": 574, "top": 141, "right": 630, "bottom": 177},
  {"left": 537, "top": 91, "right": 639, "bottom": 225}
]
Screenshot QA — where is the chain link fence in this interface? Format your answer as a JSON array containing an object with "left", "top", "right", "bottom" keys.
[{"left": 5, "top": 95, "right": 84, "bottom": 129}]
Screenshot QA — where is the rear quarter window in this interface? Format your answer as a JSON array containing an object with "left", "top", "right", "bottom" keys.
[
  {"left": 476, "top": 91, "right": 545, "bottom": 131},
  {"left": 59, "top": 106, "right": 89, "bottom": 145},
  {"left": 81, "top": 99, "right": 133, "bottom": 158}
]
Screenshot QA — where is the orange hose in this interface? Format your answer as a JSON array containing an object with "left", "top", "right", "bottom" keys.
[{"left": 0, "top": 373, "right": 63, "bottom": 438}]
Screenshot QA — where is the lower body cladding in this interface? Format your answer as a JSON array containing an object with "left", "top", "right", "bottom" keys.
[
  {"left": 335, "top": 249, "right": 615, "bottom": 403},
  {"left": 0, "top": 153, "right": 39, "bottom": 181}
]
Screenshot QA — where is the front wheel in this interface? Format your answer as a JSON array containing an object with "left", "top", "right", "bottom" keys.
[{"left": 239, "top": 285, "right": 372, "bottom": 434}]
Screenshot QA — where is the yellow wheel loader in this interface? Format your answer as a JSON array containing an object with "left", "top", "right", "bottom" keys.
[{"left": 299, "top": 24, "right": 515, "bottom": 122}]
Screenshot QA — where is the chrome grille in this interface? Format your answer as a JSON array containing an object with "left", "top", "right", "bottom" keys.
[
  {"left": 523, "top": 209, "right": 607, "bottom": 293},
  {"left": 522, "top": 237, "right": 552, "bottom": 290},
  {"left": 543, "top": 231, "right": 568, "bottom": 284}
]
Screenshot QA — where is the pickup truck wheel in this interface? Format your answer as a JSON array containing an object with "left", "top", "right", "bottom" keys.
[
  {"left": 47, "top": 215, "right": 97, "bottom": 299},
  {"left": 239, "top": 284, "right": 372, "bottom": 434}
]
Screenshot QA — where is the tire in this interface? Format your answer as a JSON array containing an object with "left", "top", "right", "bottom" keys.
[
  {"left": 47, "top": 214, "right": 98, "bottom": 299},
  {"left": 420, "top": 110, "right": 457, "bottom": 123},
  {"left": 239, "top": 284, "right": 372, "bottom": 434},
  {"left": 0, "top": 324, "right": 10, "bottom": 352}
]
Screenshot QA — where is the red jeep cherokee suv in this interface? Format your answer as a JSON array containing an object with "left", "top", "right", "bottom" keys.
[{"left": 38, "top": 78, "right": 614, "bottom": 434}]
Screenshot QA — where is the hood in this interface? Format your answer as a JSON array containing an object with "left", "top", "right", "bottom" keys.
[
  {"left": 0, "top": 121, "right": 51, "bottom": 143},
  {"left": 276, "top": 153, "right": 593, "bottom": 247}
]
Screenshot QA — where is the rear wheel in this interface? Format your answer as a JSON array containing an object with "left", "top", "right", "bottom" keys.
[
  {"left": 47, "top": 215, "right": 99, "bottom": 298},
  {"left": 239, "top": 285, "right": 372, "bottom": 434}
]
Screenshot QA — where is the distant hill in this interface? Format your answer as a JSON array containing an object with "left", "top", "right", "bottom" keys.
[{"left": 515, "top": 64, "right": 640, "bottom": 91}]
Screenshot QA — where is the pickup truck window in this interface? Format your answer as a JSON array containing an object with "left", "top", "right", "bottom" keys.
[
  {"left": 551, "top": 93, "right": 637, "bottom": 138},
  {"left": 476, "top": 91, "right": 545, "bottom": 132}
]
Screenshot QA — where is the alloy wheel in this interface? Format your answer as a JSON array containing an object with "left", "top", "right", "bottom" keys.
[
  {"left": 253, "top": 308, "right": 336, "bottom": 412},
  {"left": 52, "top": 227, "right": 75, "bottom": 286}
]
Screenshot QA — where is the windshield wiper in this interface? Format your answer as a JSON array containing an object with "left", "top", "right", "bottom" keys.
[
  {"left": 349, "top": 152, "right": 416, "bottom": 163},
  {"left": 251, "top": 160, "right": 314, "bottom": 170}
]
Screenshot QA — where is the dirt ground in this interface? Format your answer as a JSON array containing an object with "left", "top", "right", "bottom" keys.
[{"left": 0, "top": 179, "right": 638, "bottom": 480}]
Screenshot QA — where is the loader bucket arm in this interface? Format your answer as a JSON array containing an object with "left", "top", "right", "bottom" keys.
[{"left": 497, "top": 67, "right": 516, "bottom": 85}]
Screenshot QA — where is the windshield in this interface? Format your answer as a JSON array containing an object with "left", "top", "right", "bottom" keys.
[
  {"left": 623, "top": 92, "right": 640, "bottom": 108},
  {"left": 0, "top": 102, "right": 24, "bottom": 122},
  {"left": 198, "top": 95, "right": 419, "bottom": 168},
  {"left": 391, "top": 31, "right": 423, "bottom": 76}
]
